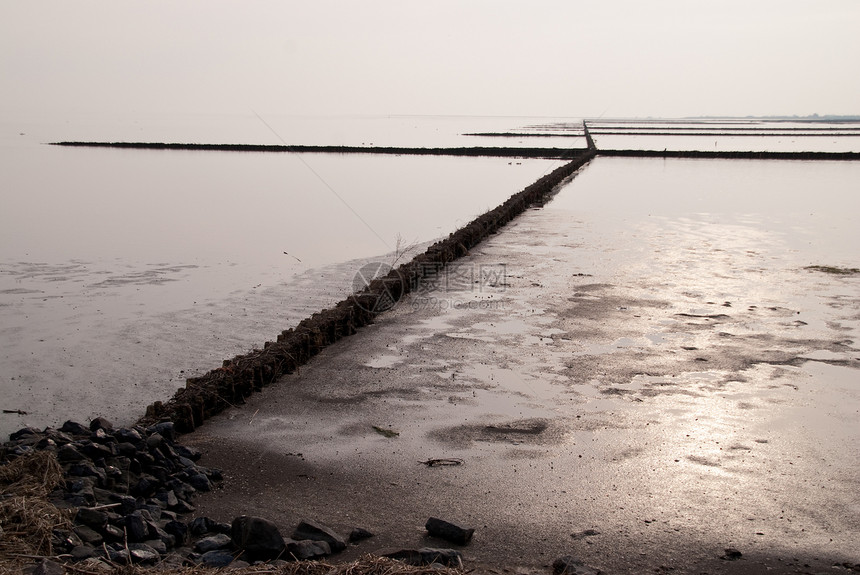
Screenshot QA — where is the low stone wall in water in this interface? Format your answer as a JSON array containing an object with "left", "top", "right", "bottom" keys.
[{"left": 138, "top": 150, "right": 597, "bottom": 433}]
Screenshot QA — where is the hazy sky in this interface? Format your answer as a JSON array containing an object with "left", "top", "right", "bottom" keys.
[{"left": 2, "top": 1, "right": 858, "bottom": 121}]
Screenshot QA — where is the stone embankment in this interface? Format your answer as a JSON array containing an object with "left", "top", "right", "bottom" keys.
[{"left": 137, "top": 151, "right": 596, "bottom": 434}]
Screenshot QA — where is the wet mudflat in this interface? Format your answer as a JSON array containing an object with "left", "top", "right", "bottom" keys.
[
  {"left": 0, "top": 137, "right": 562, "bottom": 437},
  {"left": 184, "top": 157, "right": 860, "bottom": 573}
]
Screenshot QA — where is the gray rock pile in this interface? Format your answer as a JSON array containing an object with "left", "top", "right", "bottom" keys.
[
  {"left": 3, "top": 419, "right": 603, "bottom": 573},
  {"left": 0, "top": 419, "right": 379, "bottom": 569}
]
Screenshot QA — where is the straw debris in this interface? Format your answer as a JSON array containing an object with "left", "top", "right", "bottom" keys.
[{"left": 0, "top": 450, "right": 72, "bottom": 561}]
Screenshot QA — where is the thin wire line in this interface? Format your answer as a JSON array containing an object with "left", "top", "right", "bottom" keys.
[{"left": 252, "top": 110, "right": 392, "bottom": 250}]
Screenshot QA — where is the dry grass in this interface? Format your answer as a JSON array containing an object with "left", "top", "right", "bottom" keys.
[
  {"left": 0, "top": 453, "right": 464, "bottom": 574},
  {"left": 2, "top": 553, "right": 465, "bottom": 575},
  {"left": 0, "top": 450, "right": 72, "bottom": 565}
]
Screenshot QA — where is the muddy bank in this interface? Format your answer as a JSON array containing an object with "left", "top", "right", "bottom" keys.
[
  {"left": 138, "top": 151, "right": 595, "bottom": 433},
  {"left": 182, "top": 156, "right": 860, "bottom": 574},
  {"left": 51, "top": 141, "right": 583, "bottom": 159}
]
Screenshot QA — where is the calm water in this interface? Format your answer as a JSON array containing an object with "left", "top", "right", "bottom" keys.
[
  {"left": 0, "top": 115, "right": 573, "bottom": 437},
  {"left": 587, "top": 119, "right": 860, "bottom": 152},
  {"left": 1, "top": 115, "right": 858, "bottom": 438}
]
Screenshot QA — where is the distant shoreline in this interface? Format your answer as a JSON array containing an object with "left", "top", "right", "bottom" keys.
[
  {"left": 51, "top": 141, "right": 860, "bottom": 161},
  {"left": 50, "top": 141, "right": 580, "bottom": 159}
]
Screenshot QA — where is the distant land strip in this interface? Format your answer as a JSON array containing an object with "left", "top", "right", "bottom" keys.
[
  {"left": 50, "top": 141, "right": 582, "bottom": 159},
  {"left": 463, "top": 132, "right": 585, "bottom": 137},
  {"left": 600, "top": 150, "right": 860, "bottom": 160},
  {"left": 51, "top": 141, "right": 859, "bottom": 160},
  {"left": 590, "top": 131, "right": 860, "bottom": 137}
]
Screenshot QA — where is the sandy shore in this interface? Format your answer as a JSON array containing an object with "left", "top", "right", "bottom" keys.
[{"left": 182, "top": 157, "right": 860, "bottom": 574}]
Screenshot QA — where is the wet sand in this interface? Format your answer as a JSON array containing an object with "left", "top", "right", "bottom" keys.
[{"left": 183, "top": 157, "right": 858, "bottom": 573}]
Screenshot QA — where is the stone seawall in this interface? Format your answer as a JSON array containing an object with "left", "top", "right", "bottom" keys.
[{"left": 138, "top": 150, "right": 596, "bottom": 433}]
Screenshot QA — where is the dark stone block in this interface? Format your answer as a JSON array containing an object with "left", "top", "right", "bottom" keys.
[
  {"left": 70, "top": 544, "right": 96, "bottom": 560},
  {"left": 124, "top": 514, "right": 149, "bottom": 542},
  {"left": 73, "top": 524, "right": 103, "bottom": 545},
  {"left": 150, "top": 421, "right": 176, "bottom": 443},
  {"left": 292, "top": 519, "right": 346, "bottom": 553},
  {"left": 195, "top": 533, "right": 232, "bottom": 553},
  {"left": 349, "top": 527, "right": 374, "bottom": 543},
  {"left": 89, "top": 417, "right": 114, "bottom": 433},
  {"left": 127, "top": 543, "right": 160, "bottom": 564},
  {"left": 75, "top": 507, "right": 107, "bottom": 528},
  {"left": 164, "top": 520, "right": 189, "bottom": 546},
  {"left": 175, "top": 444, "right": 202, "bottom": 461},
  {"left": 57, "top": 444, "right": 85, "bottom": 463},
  {"left": 189, "top": 516, "right": 216, "bottom": 535},
  {"left": 287, "top": 538, "right": 330, "bottom": 560},
  {"left": 425, "top": 517, "right": 474, "bottom": 545},
  {"left": 231, "top": 515, "right": 286, "bottom": 559},
  {"left": 60, "top": 421, "right": 91, "bottom": 436},
  {"left": 187, "top": 472, "right": 211, "bottom": 492},
  {"left": 9, "top": 427, "right": 40, "bottom": 441},
  {"left": 102, "top": 523, "right": 125, "bottom": 541},
  {"left": 199, "top": 549, "right": 236, "bottom": 567}
]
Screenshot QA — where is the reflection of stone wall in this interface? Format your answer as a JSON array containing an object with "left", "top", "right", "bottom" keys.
[{"left": 139, "top": 150, "right": 596, "bottom": 433}]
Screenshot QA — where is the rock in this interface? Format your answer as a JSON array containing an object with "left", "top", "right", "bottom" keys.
[
  {"left": 349, "top": 527, "right": 374, "bottom": 543},
  {"left": 58, "top": 444, "right": 86, "bottom": 463},
  {"left": 124, "top": 513, "right": 149, "bottom": 542},
  {"left": 231, "top": 515, "right": 286, "bottom": 559},
  {"left": 425, "top": 517, "right": 474, "bottom": 545},
  {"left": 128, "top": 543, "right": 161, "bottom": 564},
  {"left": 79, "top": 441, "right": 113, "bottom": 459},
  {"left": 144, "top": 538, "right": 168, "bottom": 554},
  {"left": 75, "top": 506, "right": 108, "bottom": 528},
  {"left": 195, "top": 533, "right": 233, "bottom": 553},
  {"left": 164, "top": 520, "right": 189, "bottom": 546},
  {"left": 131, "top": 476, "right": 158, "bottom": 498},
  {"left": 189, "top": 516, "right": 217, "bottom": 535},
  {"left": 73, "top": 524, "right": 103, "bottom": 545},
  {"left": 96, "top": 523, "right": 121, "bottom": 542},
  {"left": 385, "top": 548, "right": 463, "bottom": 568},
  {"left": 552, "top": 555, "right": 601, "bottom": 575},
  {"left": 70, "top": 544, "right": 96, "bottom": 560},
  {"left": 175, "top": 444, "right": 202, "bottom": 461},
  {"left": 722, "top": 547, "right": 743, "bottom": 560},
  {"left": 293, "top": 519, "right": 347, "bottom": 553},
  {"left": 199, "top": 549, "right": 236, "bottom": 567},
  {"left": 146, "top": 433, "right": 164, "bottom": 450},
  {"left": 91, "top": 428, "right": 112, "bottom": 443},
  {"left": 156, "top": 489, "right": 179, "bottom": 508},
  {"left": 212, "top": 521, "right": 232, "bottom": 535},
  {"left": 9, "top": 427, "right": 40, "bottom": 442},
  {"left": 150, "top": 421, "right": 176, "bottom": 443},
  {"left": 172, "top": 498, "right": 196, "bottom": 514},
  {"left": 112, "top": 495, "right": 137, "bottom": 515},
  {"left": 187, "top": 472, "right": 212, "bottom": 492},
  {"left": 60, "top": 421, "right": 91, "bottom": 436},
  {"left": 51, "top": 529, "right": 83, "bottom": 551},
  {"left": 287, "top": 538, "right": 331, "bottom": 560},
  {"left": 89, "top": 417, "right": 114, "bottom": 433}
]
